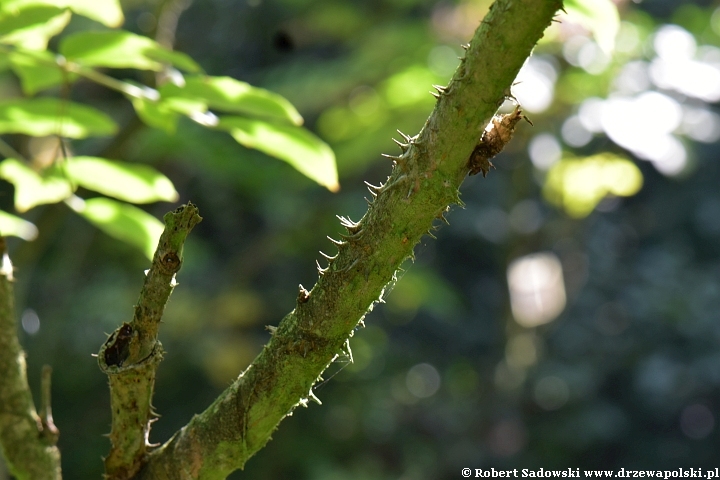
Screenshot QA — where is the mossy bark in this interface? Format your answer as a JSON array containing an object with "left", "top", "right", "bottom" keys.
[
  {"left": 98, "top": 204, "right": 202, "bottom": 480},
  {"left": 136, "top": 0, "right": 563, "bottom": 478},
  {"left": 0, "top": 238, "right": 61, "bottom": 479}
]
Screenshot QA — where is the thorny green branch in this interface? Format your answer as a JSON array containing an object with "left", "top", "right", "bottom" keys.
[
  {"left": 97, "top": 203, "right": 202, "bottom": 480},
  {"left": 136, "top": 0, "right": 562, "bottom": 478}
]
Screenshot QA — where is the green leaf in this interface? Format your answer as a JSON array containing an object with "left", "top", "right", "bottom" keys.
[
  {"left": 0, "top": 6, "right": 70, "bottom": 50},
  {"left": 0, "top": 98, "right": 118, "bottom": 138},
  {"left": 564, "top": 0, "right": 620, "bottom": 54},
  {"left": 75, "top": 197, "right": 163, "bottom": 260},
  {"left": 130, "top": 95, "right": 179, "bottom": 133},
  {"left": 217, "top": 116, "right": 339, "bottom": 192},
  {"left": 0, "top": 0, "right": 123, "bottom": 28},
  {"left": 0, "top": 158, "right": 73, "bottom": 211},
  {"left": 65, "top": 156, "right": 179, "bottom": 204},
  {"left": 160, "top": 76, "right": 303, "bottom": 125},
  {"left": 8, "top": 49, "right": 68, "bottom": 94},
  {"left": 60, "top": 30, "right": 201, "bottom": 72},
  {"left": 0, "top": 210, "right": 38, "bottom": 240},
  {"left": 144, "top": 48, "right": 202, "bottom": 74}
]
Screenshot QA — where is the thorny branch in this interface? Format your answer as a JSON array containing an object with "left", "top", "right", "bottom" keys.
[
  {"left": 97, "top": 203, "right": 201, "bottom": 480},
  {"left": 135, "top": 0, "right": 561, "bottom": 477}
]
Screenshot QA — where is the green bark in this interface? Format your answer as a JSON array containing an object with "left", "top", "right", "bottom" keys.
[
  {"left": 0, "top": 238, "right": 61, "bottom": 480},
  {"left": 98, "top": 203, "right": 202, "bottom": 480},
  {"left": 137, "top": 0, "right": 562, "bottom": 478}
]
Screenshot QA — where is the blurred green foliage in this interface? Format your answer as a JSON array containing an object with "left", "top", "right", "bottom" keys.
[
  {"left": 2, "top": 0, "right": 720, "bottom": 478},
  {"left": 0, "top": 0, "right": 338, "bottom": 258}
]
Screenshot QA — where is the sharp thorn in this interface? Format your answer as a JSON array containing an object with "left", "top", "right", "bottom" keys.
[
  {"left": 432, "top": 84, "right": 446, "bottom": 92},
  {"left": 336, "top": 215, "right": 358, "bottom": 229},
  {"left": 327, "top": 236, "right": 345, "bottom": 246},
  {"left": 363, "top": 180, "right": 382, "bottom": 192},
  {"left": 340, "top": 227, "right": 364, "bottom": 240},
  {"left": 396, "top": 130, "right": 412, "bottom": 143},
  {"left": 319, "top": 251, "right": 336, "bottom": 260},
  {"left": 308, "top": 389, "right": 322, "bottom": 405},
  {"left": 381, "top": 153, "right": 400, "bottom": 160},
  {"left": 430, "top": 91, "right": 440, "bottom": 99},
  {"left": 316, "top": 260, "right": 327, "bottom": 275},
  {"left": 392, "top": 138, "right": 409, "bottom": 151}
]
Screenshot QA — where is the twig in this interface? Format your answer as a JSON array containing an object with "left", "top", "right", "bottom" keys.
[
  {"left": 39, "top": 365, "right": 59, "bottom": 445},
  {"left": 0, "top": 137, "right": 24, "bottom": 162},
  {"left": 97, "top": 203, "right": 202, "bottom": 480}
]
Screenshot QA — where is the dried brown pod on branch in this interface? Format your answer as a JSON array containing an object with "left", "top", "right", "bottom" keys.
[{"left": 467, "top": 106, "right": 533, "bottom": 177}]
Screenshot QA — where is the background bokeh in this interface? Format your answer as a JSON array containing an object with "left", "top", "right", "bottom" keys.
[{"left": 2, "top": 0, "right": 720, "bottom": 478}]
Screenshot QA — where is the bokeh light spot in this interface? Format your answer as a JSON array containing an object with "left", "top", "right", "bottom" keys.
[
  {"left": 406, "top": 363, "right": 441, "bottom": 399},
  {"left": 512, "top": 57, "right": 557, "bottom": 113},
  {"left": 488, "top": 418, "right": 527, "bottom": 457},
  {"left": 509, "top": 199, "right": 543, "bottom": 234},
  {"left": 680, "top": 107, "right": 720, "bottom": 144},
  {"left": 561, "top": 116, "right": 592, "bottom": 147},
  {"left": 528, "top": 133, "right": 561, "bottom": 170},
  {"left": 21, "top": 308, "right": 40, "bottom": 335},
  {"left": 544, "top": 154, "right": 643, "bottom": 217},
  {"left": 506, "top": 332, "right": 538, "bottom": 368},
  {"left": 654, "top": 25, "right": 696, "bottom": 61},
  {"left": 680, "top": 404, "right": 714, "bottom": 440},
  {"left": 507, "top": 252, "right": 566, "bottom": 327},
  {"left": 474, "top": 207, "right": 509, "bottom": 244},
  {"left": 534, "top": 376, "right": 570, "bottom": 411},
  {"left": 615, "top": 21, "right": 640, "bottom": 54}
]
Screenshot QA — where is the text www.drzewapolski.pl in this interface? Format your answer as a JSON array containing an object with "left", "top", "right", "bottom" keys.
[{"left": 461, "top": 468, "right": 719, "bottom": 479}]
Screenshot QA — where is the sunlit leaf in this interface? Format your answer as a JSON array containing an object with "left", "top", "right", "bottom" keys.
[
  {"left": 564, "top": 0, "right": 620, "bottom": 54},
  {"left": 0, "top": 98, "right": 117, "bottom": 138},
  {"left": 0, "top": 0, "right": 123, "bottom": 28},
  {"left": 130, "top": 96, "right": 179, "bottom": 133},
  {"left": 217, "top": 116, "right": 339, "bottom": 192},
  {"left": 8, "top": 49, "right": 69, "bottom": 94},
  {"left": 0, "top": 158, "right": 73, "bottom": 212},
  {"left": 0, "top": 6, "right": 70, "bottom": 50},
  {"left": 161, "top": 76, "right": 303, "bottom": 125},
  {"left": 158, "top": 94, "right": 206, "bottom": 117},
  {"left": 0, "top": 210, "right": 38, "bottom": 240},
  {"left": 75, "top": 197, "right": 163, "bottom": 260},
  {"left": 65, "top": 156, "right": 179, "bottom": 204},
  {"left": 144, "top": 48, "right": 202, "bottom": 74},
  {"left": 543, "top": 154, "right": 643, "bottom": 218},
  {"left": 60, "top": 30, "right": 201, "bottom": 72}
]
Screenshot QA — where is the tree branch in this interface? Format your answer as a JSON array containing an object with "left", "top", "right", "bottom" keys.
[
  {"left": 0, "top": 238, "right": 62, "bottom": 479},
  {"left": 97, "top": 203, "right": 202, "bottom": 480},
  {"left": 137, "top": 0, "right": 562, "bottom": 477}
]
